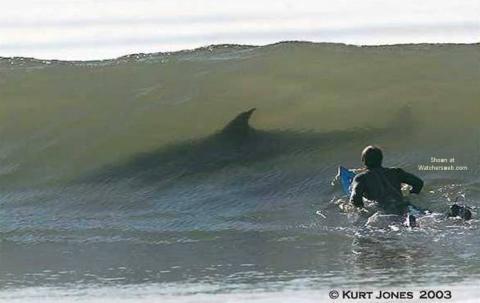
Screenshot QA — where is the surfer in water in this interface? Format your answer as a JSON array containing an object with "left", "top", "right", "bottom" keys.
[
  {"left": 349, "top": 146, "right": 472, "bottom": 225},
  {"left": 349, "top": 146, "right": 423, "bottom": 225}
]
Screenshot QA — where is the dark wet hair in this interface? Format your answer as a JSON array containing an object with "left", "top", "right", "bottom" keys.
[
  {"left": 449, "top": 204, "right": 472, "bottom": 220},
  {"left": 361, "top": 145, "right": 383, "bottom": 168}
]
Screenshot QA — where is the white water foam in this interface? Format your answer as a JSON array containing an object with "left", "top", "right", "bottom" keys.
[{"left": 2, "top": 280, "right": 480, "bottom": 303}]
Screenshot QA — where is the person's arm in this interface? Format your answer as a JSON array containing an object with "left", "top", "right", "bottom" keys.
[
  {"left": 350, "top": 174, "right": 365, "bottom": 207},
  {"left": 398, "top": 169, "right": 424, "bottom": 194}
]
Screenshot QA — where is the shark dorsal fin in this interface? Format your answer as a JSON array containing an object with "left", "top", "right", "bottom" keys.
[{"left": 221, "top": 108, "right": 256, "bottom": 136}]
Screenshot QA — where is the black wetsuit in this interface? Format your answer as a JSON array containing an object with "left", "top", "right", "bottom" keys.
[{"left": 350, "top": 167, "right": 424, "bottom": 214}]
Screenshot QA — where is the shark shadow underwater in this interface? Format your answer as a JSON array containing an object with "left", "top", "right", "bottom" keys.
[{"left": 81, "top": 107, "right": 414, "bottom": 185}]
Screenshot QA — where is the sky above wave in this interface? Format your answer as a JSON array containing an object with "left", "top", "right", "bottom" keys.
[{"left": 1, "top": 0, "right": 479, "bottom": 60}]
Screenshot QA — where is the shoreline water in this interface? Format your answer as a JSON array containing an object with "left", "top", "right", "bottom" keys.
[{"left": 2, "top": 281, "right": 480, "bottom": 303}]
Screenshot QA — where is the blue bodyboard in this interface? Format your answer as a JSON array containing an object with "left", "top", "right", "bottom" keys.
[{"left": 339, "top": 166, "right": 355, "bottom": 196}]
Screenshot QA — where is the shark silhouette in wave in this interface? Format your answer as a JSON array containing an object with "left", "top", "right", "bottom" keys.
[{"left": 82, "top": 107, "right": 414, "bottom": 184}]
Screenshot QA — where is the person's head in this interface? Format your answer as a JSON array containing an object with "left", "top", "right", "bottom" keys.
[
  {"left": 449, "top": 204, "right": 472, "bottom": 220},
  {"left": 361, "top": 145, "right": 383, "bottom": 168}
]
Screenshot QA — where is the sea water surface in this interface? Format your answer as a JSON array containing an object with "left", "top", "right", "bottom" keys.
[{"left": 0, "top": 42, "right": 479, "bottom": 302}]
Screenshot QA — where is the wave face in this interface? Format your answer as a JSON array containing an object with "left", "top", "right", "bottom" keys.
[{"left": 0, "top": 42, "right": 480, "bottom": 295}]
